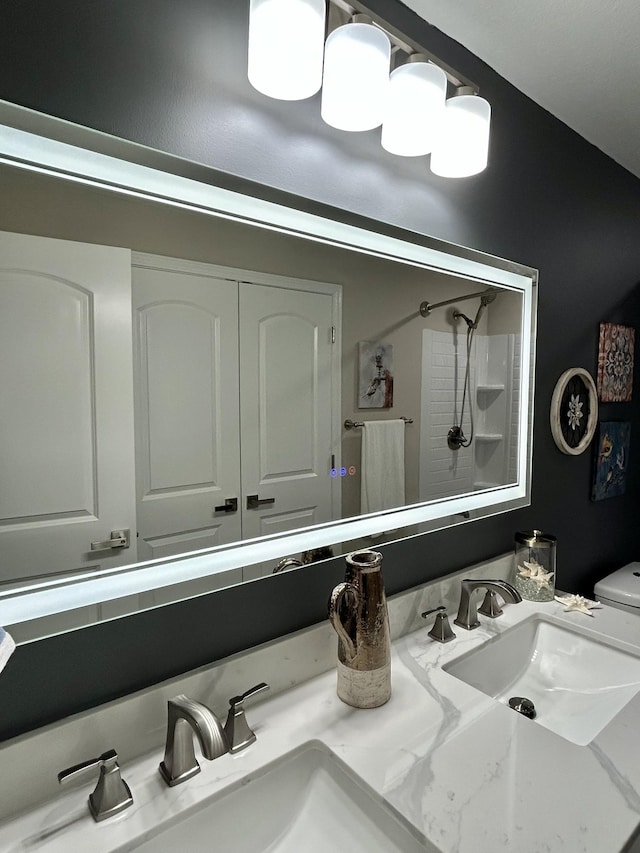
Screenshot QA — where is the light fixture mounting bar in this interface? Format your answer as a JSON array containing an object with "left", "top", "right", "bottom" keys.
[{"left": 327, "top": 0, "right": 479, "bottom": 92}]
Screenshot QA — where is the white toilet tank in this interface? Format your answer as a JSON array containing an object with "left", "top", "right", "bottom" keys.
[{"left": 594, "top": 563, "right": 640, "bottom": 614}]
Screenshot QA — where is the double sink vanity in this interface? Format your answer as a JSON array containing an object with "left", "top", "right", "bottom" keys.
[{"left": 2, "top": 553, "right": 640, "bottom": 853}]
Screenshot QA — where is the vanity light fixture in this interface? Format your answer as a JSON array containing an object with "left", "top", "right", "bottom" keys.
[
  {"left": 246, "top": 0, "right": 492, "bottom": 176},
  {"left": 320, "top": 15, "right": 391, "bottom": 131},
  {"left": 430, "top": 87, "right": 492, "bottom": 178},
  {"left": 247, "top": 0, "right": 327, "bottom": 100},
  {"left": 381, "top": 54, "right": 447, "bottom": 157}
]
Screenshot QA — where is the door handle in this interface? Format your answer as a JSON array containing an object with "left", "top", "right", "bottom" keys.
[
  {"left": 246, "top": 494, "right": 276, "bottom": 510},
  {"left": 90, "top": 529, "right": 131, "bottom": 551},
  {"left": 214, "top": 498, "right": 238, "bottom": 514}
]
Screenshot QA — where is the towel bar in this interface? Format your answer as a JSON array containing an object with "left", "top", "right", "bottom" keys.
[{"left": 344, "top": 417, "right": 413, "bottom": 430}]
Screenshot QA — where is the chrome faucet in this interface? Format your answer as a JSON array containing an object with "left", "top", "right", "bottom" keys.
[
  {"left": 159, "top": 695, "right": 229, "bottom": 787},
  {"left": 454, "top": 579, "right": 522, "bottom": 630}
]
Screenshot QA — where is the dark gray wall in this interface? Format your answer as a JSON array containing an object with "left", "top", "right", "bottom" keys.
[{"left": 0, "top": 0, "right": 639, "bottom": 740}]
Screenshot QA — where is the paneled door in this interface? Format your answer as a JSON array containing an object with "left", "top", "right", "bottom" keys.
[
  {"left": 0, "top": 230, "right": 136, "bottom": 583},
  {"left": 239, "top": 281, "right": 337, "bottom": 545},
  {"left": 132, "top": 258, "right": 241, "bottom": 561},
  {"left": 132, "top": 255, "right": 339, "bottom": 582}
]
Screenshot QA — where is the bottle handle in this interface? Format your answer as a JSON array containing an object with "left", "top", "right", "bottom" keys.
[{"left": 328, "top": 582, "right": 358, "bottom": 660}]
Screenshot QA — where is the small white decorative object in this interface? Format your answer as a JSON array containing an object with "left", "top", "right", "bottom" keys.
[
  {"left": 554, "top": 594, "right": 602, "bottom": 616},
  {"left": 517, "top": 559, "right": 555, "bottom": 590}
]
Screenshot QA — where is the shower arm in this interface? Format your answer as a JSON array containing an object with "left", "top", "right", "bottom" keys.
[{"left": 419, "top": 288, "right": 496, "bottom": 318}]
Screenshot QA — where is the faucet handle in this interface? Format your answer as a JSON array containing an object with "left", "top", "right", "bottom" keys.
[
  {"left": 58, "top": 748, "right": 133, "bottom": 822},
  {"left": 224, "top": 682, "right": 270, "bottom": 753},
  {"left": 421, "top": 606, "right": 456, "bottom": 643},
  {"left": 478, "top": 589, "right": 504, "bottom": 618}
]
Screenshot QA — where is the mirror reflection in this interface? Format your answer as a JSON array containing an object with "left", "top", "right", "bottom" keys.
[{"left": 1, "top": 164, "right": 522, "bottom": 593}]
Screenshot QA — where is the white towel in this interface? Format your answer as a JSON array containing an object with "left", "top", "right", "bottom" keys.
[
  {"left": 360, "top": 420, "right": 406, "bottom": 515},
  {"left": 0, "top": 626, "right": 15, "bottom": 675}
]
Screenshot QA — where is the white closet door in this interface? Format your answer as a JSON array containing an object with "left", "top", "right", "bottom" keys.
[
  {"left": 132, "top": 260, "right": 241, "bottom": 560},
  {"left": 0, "top": 230, "right": 136, "bottom": 582},
  {"left": 239, "top": 281, "right": 335, "bottom": 546}
]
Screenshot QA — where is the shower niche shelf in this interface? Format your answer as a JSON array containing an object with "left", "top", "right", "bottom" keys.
[
  {"left": 476, "top": 384, "right": 505, "bottom": 394},
  {"left": 474, "top": 433, "right": 504, "bottom": 443}
]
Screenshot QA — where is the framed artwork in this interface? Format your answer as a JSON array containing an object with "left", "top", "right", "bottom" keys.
[
  {"left": 550, "top": 367, "right": 598, "bottom": 455},
  {"left": 597, "top": 322, "right": 635, "bottom": 402},
  {"left": 592, "top": 421, "right": 631, "bottom": 501},
  {"left": 358, "top": 341, "right": 394, "bottom": 409}
]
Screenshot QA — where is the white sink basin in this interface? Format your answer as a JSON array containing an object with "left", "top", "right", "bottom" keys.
[
  {"left": 444, "top": 616, "right": 640, "bottom": 745},
  {"left": 131, "top": 741, "right": 432, "bottom": 853}
]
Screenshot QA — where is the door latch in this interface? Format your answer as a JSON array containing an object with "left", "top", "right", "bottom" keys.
[
  {"left": 214, "top": 498, "right": 238, "bottom": 514},
  {"left": 90, "top": 529, "right": 131, "bottom": 551}
]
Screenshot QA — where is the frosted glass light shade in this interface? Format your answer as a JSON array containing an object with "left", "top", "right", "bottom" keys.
[
  {"left": 321, "top": 22, "right": 391, "bottom": 132},
  {"left": 430, "top": 92, "right": 491, "bottom": 177},
  {"left": 248, "top": 0, "right": 326, "bottom": 101},
  {"left": 381, "top": 61, "right": 447, "bottom": 157}
]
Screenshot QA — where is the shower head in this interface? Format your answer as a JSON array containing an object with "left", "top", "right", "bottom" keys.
[
  {"left": 472, "top": 289, "right": 498, "bottom": 328},
  {"left": 454, "top": 289, "right": 497, "bottom": 330},
  {"left": 453, "top": 311, "right": 475, "bottom": 330}
]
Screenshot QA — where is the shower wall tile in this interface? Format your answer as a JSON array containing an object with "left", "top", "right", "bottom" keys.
[{"left": 420, "top": 330, "right": 475, "bottom": 501}]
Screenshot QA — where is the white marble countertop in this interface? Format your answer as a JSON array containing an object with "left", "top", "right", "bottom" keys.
[{"left": 3, "top": 592, "right": 640, "bottom": 853}]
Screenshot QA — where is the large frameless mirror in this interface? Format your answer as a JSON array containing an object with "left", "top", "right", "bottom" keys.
[{"left": 0, "top": 103, "right": 537, "bottom": 641}]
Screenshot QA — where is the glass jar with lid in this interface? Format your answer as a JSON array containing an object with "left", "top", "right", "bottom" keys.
[{"left": 513, "top": 529, "right": 557, "bottom": 602}]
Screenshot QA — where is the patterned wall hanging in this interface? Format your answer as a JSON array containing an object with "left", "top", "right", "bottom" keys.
[
  {"left": 550, "top": 367, "right": 598, "bottom": 455},
  {"left": 597, "top": 322, "right": 635, "bottom": 402},
  {"left": 592, "top": 421, "right": 631, "bottom": 500}
]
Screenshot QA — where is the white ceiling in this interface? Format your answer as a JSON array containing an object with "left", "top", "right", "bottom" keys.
[{"left": 403, "top": 0, "right": 640, "bottom": 180}]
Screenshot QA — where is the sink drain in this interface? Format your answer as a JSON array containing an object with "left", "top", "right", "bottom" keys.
[{"left": 508, "top": 696, "right": 536, "bottom": 719}]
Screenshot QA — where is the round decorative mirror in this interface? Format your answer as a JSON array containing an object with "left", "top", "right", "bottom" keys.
[{"left": 550, "top": 367, "right": 598, "bottom": 455}]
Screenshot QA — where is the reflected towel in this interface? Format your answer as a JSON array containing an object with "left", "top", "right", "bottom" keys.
[
  {"left": 360, "top": 420, "right": 406, "bottom": 515},
  {"left": 0, "top": 626, "right": 15, "bottom": 675}
]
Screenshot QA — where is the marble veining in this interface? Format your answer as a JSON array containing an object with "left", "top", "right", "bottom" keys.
[{"left": 588, "top": 741, "right": 640, "bottom": 815}]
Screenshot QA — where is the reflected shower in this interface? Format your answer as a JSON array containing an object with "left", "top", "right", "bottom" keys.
[
  {"left": 420, "top": 288, "right": 498, "bottom": 450},
  {"left": 453, "top": 289, "right": 497, "bottom": 331},
  {"left": 419, "top": 287, "right": 497, "bottom": 320}
]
